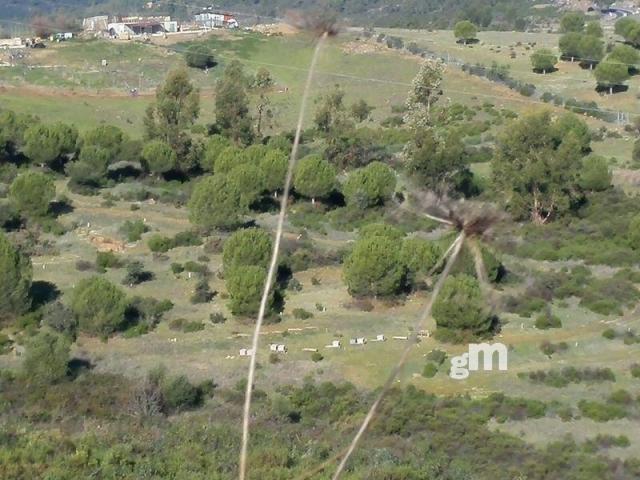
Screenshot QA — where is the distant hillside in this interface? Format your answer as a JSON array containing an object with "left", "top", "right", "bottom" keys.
[{"left": 1, "top": 0, "right": 558, "bottom": 31}]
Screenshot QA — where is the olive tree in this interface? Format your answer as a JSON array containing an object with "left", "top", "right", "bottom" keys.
[
  {"left": 9, "top": 171, "right": 55, "bottom": 218},
  {"left": 453, "top": 20, "right": 477, "bottom": 44},
  {"left": 70, "top": 276, "right": 128, "bottom": 336},
  {"left": 531, "top": 48, "right": 557, "bottom": 74},
  {"left": 0, "top": 231, "right": 32, "bottom": 321},
  {"left": 293, "top": 155, "right": 336, "bottom": 204},
  {"left": 342, "top": 161, "right": 396, "bottom": 208}
]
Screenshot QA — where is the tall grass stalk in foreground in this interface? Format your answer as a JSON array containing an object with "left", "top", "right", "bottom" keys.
[{"left": 238, "top": 30, "right": 329, "bottom": 480}]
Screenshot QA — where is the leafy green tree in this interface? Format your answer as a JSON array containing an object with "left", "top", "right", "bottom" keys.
[
  {"left": 213, "top": 145, "right": 245, "bottom": 174},
  {"left": 228, "top": 163, "right": 266, "bottom": 206},
  {"left": 594, "top": 60, "right": 630, "bottom": 94},
  {"left": 628, "top": 214, "right": 640, "bottom": 250},
  {"left": 144, "top": 69, "right": 200, "bottom": 157},
  {"left": 530, "top": 48, "right": 557, "bottom": 74},
  {"left": 359, "top": 223, "right": 405, "bottom": 241},
  {"left": 579, "top": 155, "right": 611, "bottom": 192},
  {"left": 578, "top": 35, "right": 604, "bottom": 69},
  {"left": 453, "top": 20, "right": 477, "bottom": 44},
  {"left": 399, "top": 237, "right": 441, "bottom": 286},
  {"left": 200, "top": 134, "right": 231, "bottom": 173},
  {"left": 313, "top": 84, "right": 350, "bottom": 135},
  {"left": 559, "top": 32, "right": 583, "bottom": 62},
  {"left": 0, "top": 232, "right": 32, "bottom": 321},
  {"left": 23, "top": 122, "right": 78, "bottom": 168},
  {"left": 222, "top": 227, "right": 272, "bottom": 272},
  {"left": 66, "top": 145, "right": 112, "bottom": 187},
  {"left": 260, "top": 149, "right": 288, "bottom": 196},
  {"left": 70, "top": 276, "right": 128, "bottom": 336},
  {"left": 342, "top": 161, "right": 396, "bottom": 208},
  {"left": 81, "top": 125, "right": 126, "bottom": 162},
  {"left": 225, "top": 265, "right": 272, "bottom": 316},
  {"left": 214, "top": 61, "right": 254, "bottom": 145},
  {"left": 560, "top": 11, "right": 585, "bottom": 33},
  {"left": 350, "top": 99, "right": 374, "bottom": 122},
  {"left": 0, "top": 110, "right": 35, "bottom": 162},
  {"left": 141, "top": 140, "right": 177, "bottom": 175},
  {"left": 21, "top": 331, "right": 70, "bottom": 385},
  {"left": 406, "top": 129, "right": 467, "bottom": 194},
  {"left": 608, "top": 45, "right": 640, "bottom": 70},
  {"left": 188, "top": 175, "right": 247, "bottom": 230},
  {"left": 9, "top": 171, "right": 55, "bottom": 218},
  {"left": 585, "top": 21, "right": 603, "bottom": 38},
  {"left": 343, "top": 235, "right": 406, "bottom": 297},
  {"left": 184, "top": 43, "right": 216, "bottom": 69},
  {"left": 615, "top": 17, "right": 640, "bottom": 43},
  {"left": 554, "top": 112, "right": 591, "bottom": 153},
  {"left": 293, "top": 155, "right": 336, "bottom": 204},
  {"left": 491, "top": 111, "right": 586, "bottom": 223},
  {"left": 433, "top": 274, "right": 493, "bottom": 341}
]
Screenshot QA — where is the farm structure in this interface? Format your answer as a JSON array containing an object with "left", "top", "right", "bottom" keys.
[
  {"left": 108, "top": 16, "right": 178, "bottom": 39},
  {"left": 194, "top": 12, "right": 239, "bottom": 29}
]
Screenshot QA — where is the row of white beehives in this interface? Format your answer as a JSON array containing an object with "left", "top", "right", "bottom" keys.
[{"left": 236, "top": 331, "right": 433, "bottom": 357}]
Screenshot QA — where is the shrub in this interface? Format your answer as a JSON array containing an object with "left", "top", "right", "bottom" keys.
[
  {"left": 602, "top": 328, "right": 616, "bottom": 340},
  {"left": 172, "top": 230, "right": 202, "bottom": 247},
  {"left": 292, "top": 308, "right": 313, "bottom": 320},
  {"left": 171, "top": 262, "right": 184, "bottom": 274},
  {"left": 147, "top": 234, "right": 173, "bottom": 253},
  {"left": 161, "top": 374, "right": 202, "bottom": 411},
  {"left": 209, "top": 312, "right": 226, "bottom": 324},
  {"left": 168, "top": 318, "right": 205, "bottom": 333},
  {"left": 21, "top": 331, "right": 70, "bottom": 386},
  {"left": 534, "top": 312, "right": 562, "bottom": 329},
  {"left": 425, "top": 349, "right": 447, "bottom": 365},
  {"left": 71, "top": 276, "right": 128, "bottom": 336},
  {"left": 422, "top": 363, "right": 438, "bottom": 378},
  {"left": 41, "top": 301, "right": 77, "bottom": 340},
  {"left": 578, "top": 400, "right": 627, "bottom": 422},
  {"left": 190, "top": 278, "right": 214, "bottom": 304},
  {"left": 96, "top": 251, "right": 123, "bottom": 270},
  {"left": 311, "top": 352, "right": 323, "bottom": 362},
  {"left": 123, "top": 260, "right": 153, "bottom": 285},
  {"left": 630, "top": 363, "right": 640, "bottom": 378},
  {"left": 119, "top": 220, "right": 149, "bottom": 242}
]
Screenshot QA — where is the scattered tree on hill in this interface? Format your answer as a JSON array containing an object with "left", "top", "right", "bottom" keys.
[
  {"left": 260, "top": 149, "right": 288, "bottom": 197},
  {"left": 608, "top": 44, "right": 640, "bottom": 71},
  {"left": 81, "top": 125, "right": 126, "bottom": 162},
  {"left": 404, "top": 58, "right": 445, "bottom": 129},
  {"left": 0, "top": 110, "right": 36, "bottom": 162},
  {"left": 66, "top": 145, "right": 112, "bottom": 187},
  {"left": 342, "top": 161, "right": 396, "bottom": 208},
  {"left": 433, "top": 274, "right": 493, "bottom": 342},
  {"left": 21, "top": 331, "right": 70, "bottom": 386},
  {"left": 293, "top": 155, "right": 337, "bottom": 205},
  {"left": 579, "top": 155, "right": 611, "bottom": 192},
  {"left": 615, "top": 17, "right": 640, "bottom": 47},
  {"left": 585, "top": 21, "right": 603, "bottom": 38},
  {"left": 144, "top": 69, "right": 200, "bottom": 159},
  {"left": 23, "top": 122, "right": 78, "bottom": 168},
  {"left": 554, "top": 113, "right": 591, "bottom": 153},
  {"left": 214, "top": 61, "right": 254, "bottom": 145},
  {"left": 531, "top": 48, "right": 558, "bottom": 74},
  {"left": 399, "top": 237, "right": 441, "bottom": 286},
  {"left": 343, "top": 234, "right": 406, "bottom": 297},
  {"left": 253, "top": 67, "right": 274, "bottom": 88},
  {"left": 9, "top": 171, "right": 55, "bottom": 218},
  {"left": 405, "top": 129, "right": 468, "bottom": 194},
  {"left": 228, "top": 163, "right": 266, "bottom": 206},
  {"left": 578, "top": 35, "right": 604, "bottom": 69},
  {"left": 70, "top": 276, "right": 128, "bottom": 336},
  {"left": 594, "top": 60, "right": 630, "bottom": 94},
  {"left": 200, "top": 134, "right": 231, "bottom": 173},
  {"left": 559, "top": 32, "right": 583, "bottom": 62},
  {"left": 453, "top": 20, "right": 477, "bottom": 44},
  {"left": 350, "top": 99, "right": 374, "bottom": 122},
  {"left": 188, "top": 175, "right": 246, "bottom": 230},
  {"left": 491, "top": 111, "right": 588, "bottom": 223},
  {"left": 0, "top": 232, "right": 32, "bottom": 321},
  {"left": 225, "top": 265, "right": 272, "bottom": 316},
  {"left": 184, "top": 43, "right": 216, "bottom": 69},
  {"left": 223, "top": 227, "right": 273, "bottom": 272},
  {"left": 560, "top": 11, "right": 585, "bottom": 33},
  {"left": 141, "top": 140, "right": 177, "bottom": 175},
  {"left": 313, "top": 84, "right": 351, "bottom": 137},
  {"left": 212, "top": 145, "right": 244, "bottom": 174}
]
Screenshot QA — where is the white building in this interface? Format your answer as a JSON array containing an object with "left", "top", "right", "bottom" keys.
[{"left": 194, "top": 12, "right": 238, "bottom": 29}]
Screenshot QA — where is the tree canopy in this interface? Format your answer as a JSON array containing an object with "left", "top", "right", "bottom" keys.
[
  {"left": 0, "top": 231, "right": 32, "bottom": 321},
  {"left": 23, "top": 122, "right": 78, "bottom": 168},
  {"left": 214, "top": 61, "right": 254, "bottom": 145},
  {"left": 342, "top": 161, "right": 396, "bottom": 208},
  {"left": 222, "top": 227, "right": 273, "bottom": 272},
  {"left": 594, "top": 60, "right": 630, "bottom": 94},
  {"left": 9, "top": 171, "right": 55, "bottom": 218},
  {"left": 225, "top": 265, "right": 272, "bottom": 316},
  {"left": 188, "top": 175, "right": 247, "bottom": 230},
  {"left": 453, "top": 20, "right": 477, "bottom": 44},
  {"left": 184, "top": 43, "right": 216, "bottom": 69},
  {"left": 530, "top": 48, "right": 557, "bottom": 73},
  {"left": 560, "top": 11, "right": 585, "bottom": 33},
  {"left": 70, "top": 276, "right": 128, "bottom": 336},
  {"left": 21, "top": 331, "right": 70, "bottom": 386},
  {"left": 293, "top": 155, "right": 336, "bottom": 203},
  {"left": 142, "top": 140, "right": 177, "bottom": 174}
]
